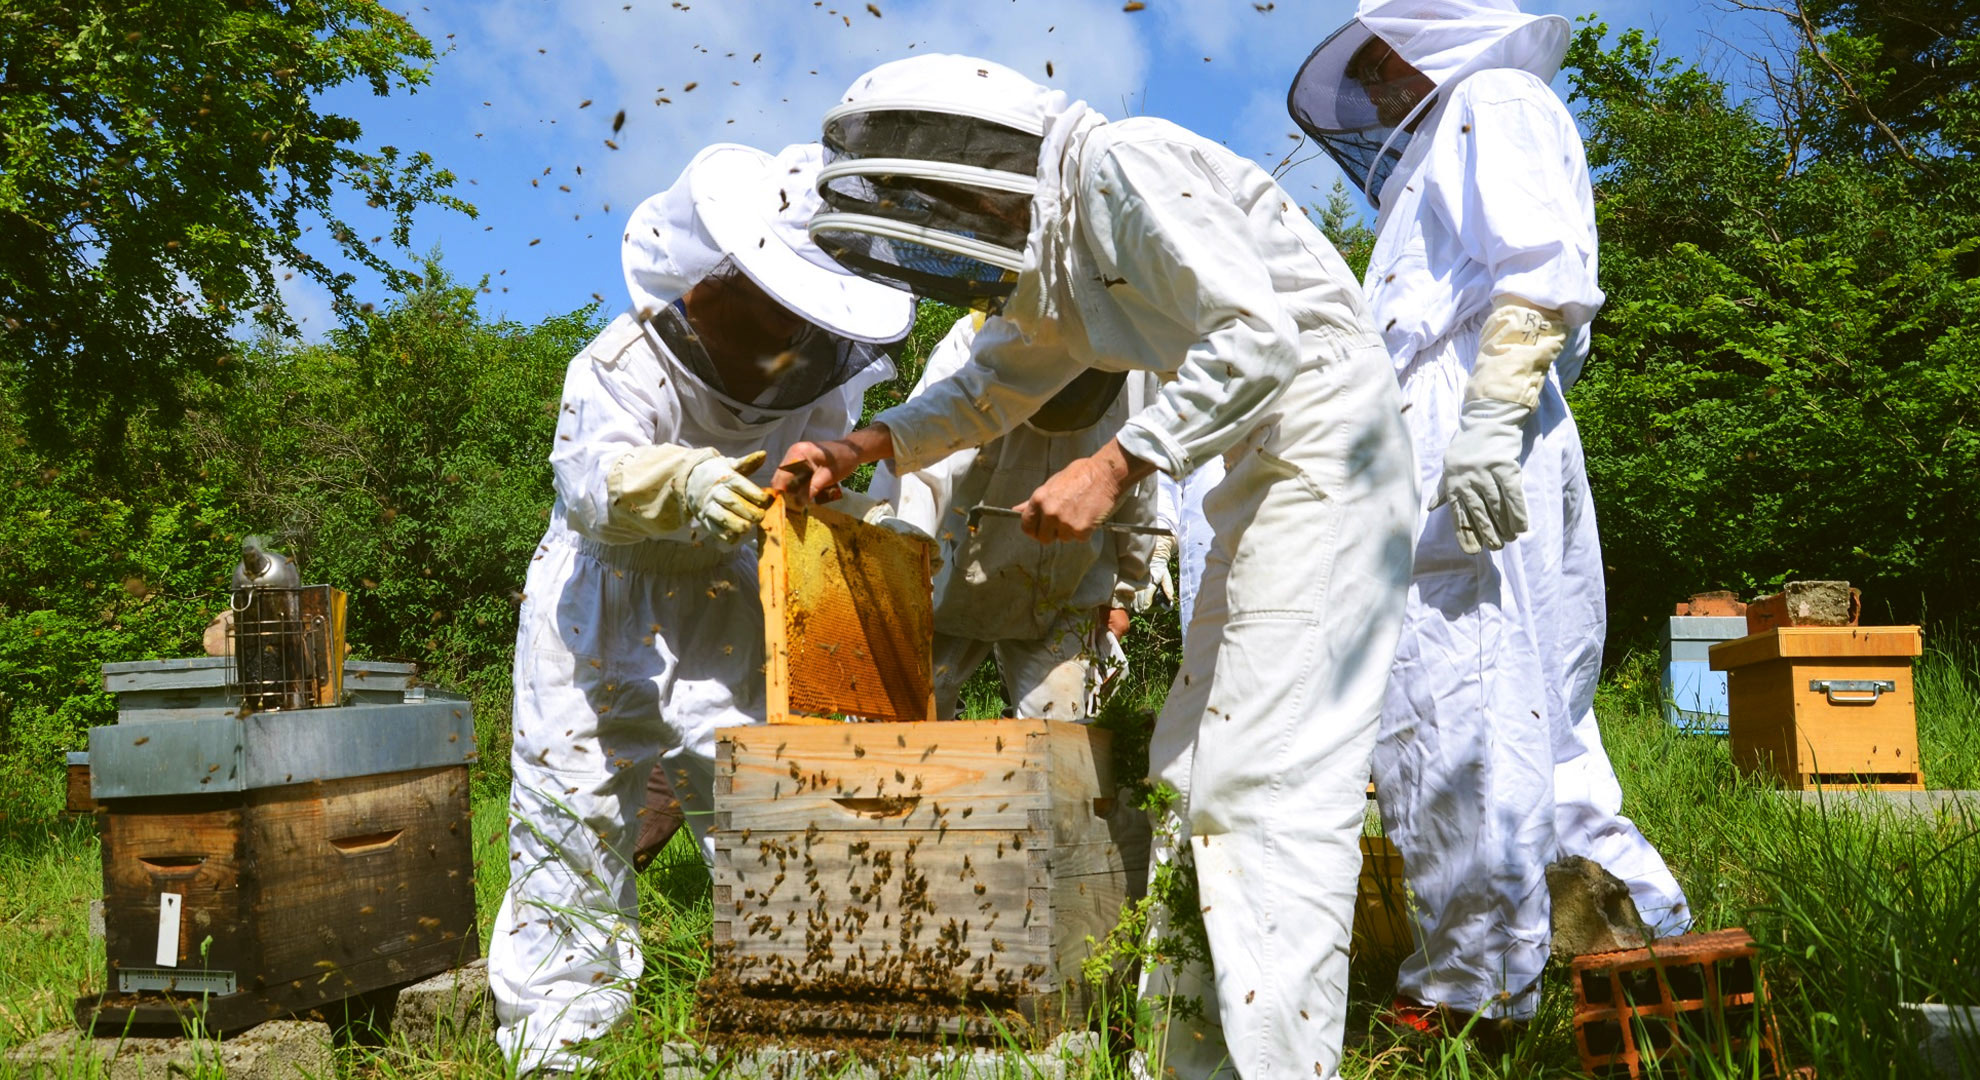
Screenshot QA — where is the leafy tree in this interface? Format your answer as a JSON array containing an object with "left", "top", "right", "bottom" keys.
[
  {"left": 1314, "top": 179, "right": 1376, "bottom": 277},
  {"left": 1564, "top": 8, "right": 1979, "bottom": 646},
  {"left": 0, "top": 264, "right": 587, "bottom": 800},
  {"left": 0, "top": 0, "right": 471, "bottom": 459},
  {"left": 194, "top": 266, "right": 592, "bottom": 770}
]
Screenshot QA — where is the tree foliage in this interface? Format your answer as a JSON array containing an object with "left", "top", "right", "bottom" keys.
[
  {"left": 0, "top": 277, "right": 962, "bottom": 796},
  {"left": 0, "top": 267, "right": 586, "bottom": 794},
  {"left": 0, "top": 0, "right": 472, "bottom": 457},
  {"left": 1564, "top": 4, "right": 1979, "bottom": 642}
]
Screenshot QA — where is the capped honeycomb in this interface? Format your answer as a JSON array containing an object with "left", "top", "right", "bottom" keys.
[{"left": 758, "top": 498, "right": 934, "bottom": 724}]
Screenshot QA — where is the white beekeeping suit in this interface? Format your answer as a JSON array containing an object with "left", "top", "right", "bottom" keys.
[
  {"left": 489, "top": 142, "right": 914, "bottom": 1075},
  {"left": 871, "top": 312, "right": 1158, "bottom": 721},
  {"left": 783, "top": 55, "right": 1419, "bottom": 1080},
  {"left": 1290, "top": 0, "right": 1691, "bottom": 1024}
]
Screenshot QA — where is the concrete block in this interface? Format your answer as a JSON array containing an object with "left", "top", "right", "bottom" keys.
[
  {"left": 389, "top": 958, "right": 492, "bottom": 1049},
  {"left": 663, "top": 1031, "right": 1100, "bottom": 1079},
  {"left": 1782, "top": 789, "right": 1980, "bottom": 825},
  {"left": 5, "top": 1020, "right": 332, "bottom": 1079},
  {"left": 1904, "top": 1002, "right": 1980, "bottom": 1079},
  {"left": 1745, "top": 580, "right": 1858, "bottom": 633}
]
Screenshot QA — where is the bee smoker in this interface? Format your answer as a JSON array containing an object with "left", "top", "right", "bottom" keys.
[{"left": 230, "top": 536, "right": 344, "bottom": 711}]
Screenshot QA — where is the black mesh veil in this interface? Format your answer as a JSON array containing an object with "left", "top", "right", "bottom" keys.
[
  {"left": 808, "top": 220, "right": 1022, "bottom": 309},
  {"left": 1025, "top": 368, "right": 1128, "bottom": 433},
  {"left": 648, "top": 259, "right": 901, "bottom": 413},
  {"left": 817, "top": 159, "right": 1033, "bottom": 253},
  {"left": 824, "top": 109, "right": 1042, "bottom": 174},
  {"left": 811, "top": 105, "right": 1042, "bottom": 310},
  {"left": 1287, "top": 22, "right": 1430, "bottom": 204}
]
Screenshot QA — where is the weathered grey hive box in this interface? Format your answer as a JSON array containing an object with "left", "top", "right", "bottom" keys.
[
  {"left": 703, "top": 718, "right": 1126, "bottom": 1037},
  {"left": 81, "top": 658, "right": 479, "bottom": 1034}
]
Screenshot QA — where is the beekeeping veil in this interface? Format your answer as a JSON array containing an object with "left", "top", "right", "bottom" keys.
[
  {"left": 809, "top": 55, "right": 1084, "bottom": 311},
  {"left": 1287, "top": 0, "right": 1570, "bottom": 205},
  {"left": 622, "top": 142, "right": 916, "bottom": 419}
]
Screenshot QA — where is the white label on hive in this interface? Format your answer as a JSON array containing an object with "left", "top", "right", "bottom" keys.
[{"left": 156, "top": 893, "right": 182, "bottom": 968}]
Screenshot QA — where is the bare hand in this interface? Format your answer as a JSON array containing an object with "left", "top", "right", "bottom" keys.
[
  {"left": 1016, "top": 440, "right": 1150, "bottom": 543},
  {"left": 1107, "top": 607, "right": 1131, "bottom": 639},
  {"left": 1091, "top": 606, "right": 1131, "bottom": 648},
  {"left": 772, "top": 426, "right": 893, "bottom": 507}
]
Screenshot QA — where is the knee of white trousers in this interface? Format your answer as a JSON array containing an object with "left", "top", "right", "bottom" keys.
[
  {"left": 1002, "top": 641, "right": 1091, "bottom": 722},
  {"left": 654, "top": 747, "right": 719, "bottom": 865},
  {"left": 492, "top": 765, "right": 647, "bottom": 1056}
]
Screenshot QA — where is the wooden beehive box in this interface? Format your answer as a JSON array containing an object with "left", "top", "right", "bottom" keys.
[
  {"left": 64, "top": 752, "right": 97, "bottom": 816},
  {"left": 80, "top": 666, "right": 478, "bottom": 1034},
  {"left": 702, "top": 498, "right": 1129, "bottom": 1037},
  {"left": 1353, "top": 835, "right": 1411, "bottom": 960},
  {"left": 1710, "top": 626, "right": 1925, "bottom": 790},
  {"left": 90, "top": 768, "right": 477, "bottom": 1032},
  {"left": 705, "top": 720, "right": 1124, "bottom": 1034}
]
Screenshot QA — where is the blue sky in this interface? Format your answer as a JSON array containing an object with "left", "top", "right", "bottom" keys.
[{"left": 287, "top": 0, "right": 1774, "bottom": 335}]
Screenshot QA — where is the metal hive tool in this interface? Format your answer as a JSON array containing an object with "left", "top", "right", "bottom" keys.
[{"left": 758, "top": 496, "right": 936, "bottom": 725}]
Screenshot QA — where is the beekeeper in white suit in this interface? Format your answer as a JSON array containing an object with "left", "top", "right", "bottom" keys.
[
  {"left": 871, "top": 312, "right": 1158, "bottom": 722},
  {"left": 1290, "top": 0, "right": 1691, "bottom": 1034},
  {"left": 772, "top": 55, "right": 1419, "bottom": 1080},
  {"left": 490, "top": 142, "right": 916, "bottom": 1074}
]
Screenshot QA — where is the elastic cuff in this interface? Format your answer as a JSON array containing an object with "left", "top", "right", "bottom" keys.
[{"left": 1116, "top": 419, "right": 1189, "bottom": 479}]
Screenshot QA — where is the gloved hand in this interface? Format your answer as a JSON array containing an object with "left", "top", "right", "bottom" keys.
[
  {"left": 1434, "top": 296, "right": 1569, "bottom": 555},
  {"left": 685, "top": 450, "right": 772, "bottom": 544},
  {"left": 1435, "top": 397, "right": 1530, "bottom": 554},
  {"left": 1149, "top": 535, "right": 1177, "bottom": 606}
]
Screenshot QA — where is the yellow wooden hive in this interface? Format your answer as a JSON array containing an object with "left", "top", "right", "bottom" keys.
[{"left": 1709, "top": 625, "right": 1925, "bottom": 790}]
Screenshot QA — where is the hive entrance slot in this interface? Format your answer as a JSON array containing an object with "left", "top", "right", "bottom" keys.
[
  {"left": 330, "top": 829, "right": 404, "bottom": 855},
  {"left": 138, "top": 856, "right": 205, "bottom": 875},
  {"left": 831, "top": 797, "right": 920, "bottom": 819}
]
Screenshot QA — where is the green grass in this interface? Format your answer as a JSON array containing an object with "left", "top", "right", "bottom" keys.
[{"left": 1, "top": 633, "right": 1975, "bottom": 1077}]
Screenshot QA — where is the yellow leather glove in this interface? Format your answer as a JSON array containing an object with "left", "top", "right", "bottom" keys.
[
  {"left": 607, "top": 446, "right": 771, "bottom": 543},
  {"left": 685, "top": 450, "right": 772, "bottom": 543}
]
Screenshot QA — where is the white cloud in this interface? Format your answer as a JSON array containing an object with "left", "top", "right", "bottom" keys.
[
  {"left": 273, "top": 264, "right": 337, "bottom": 343},
  {"left": 433, "top": 0, "right": 1153, "bottom": 221}
]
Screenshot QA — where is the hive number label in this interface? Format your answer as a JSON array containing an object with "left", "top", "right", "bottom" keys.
[{"left": 155, "top": 893, "right": 182, "bottom": 968}]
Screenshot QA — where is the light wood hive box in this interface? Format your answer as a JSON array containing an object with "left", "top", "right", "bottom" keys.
[
  {"left": 1710, "top": 626, "right": 1925, "bottom": 790},
  {"left": 703, "top": 499, "right": 1129, "bottom": 1037},
  {"left": 1354, "top": 835, "right": 1411, "bottom": 960}
]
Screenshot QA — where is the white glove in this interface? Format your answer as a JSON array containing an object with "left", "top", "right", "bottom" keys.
[
  {"left": 1467, "top": 296, "right": 1568, "bottom": 410},
  {"left": 1433, "top": 297, "right": 1570, "bottom": 555},
  {"left": 685, "top": 450, "right": 772, "bottom": 544},
  {"left": 1149, "top": 535, "right": 1177, "bottom": 606},
  {"left": 1436, "top": 398, "right": 1530, "bottom": 554}
]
